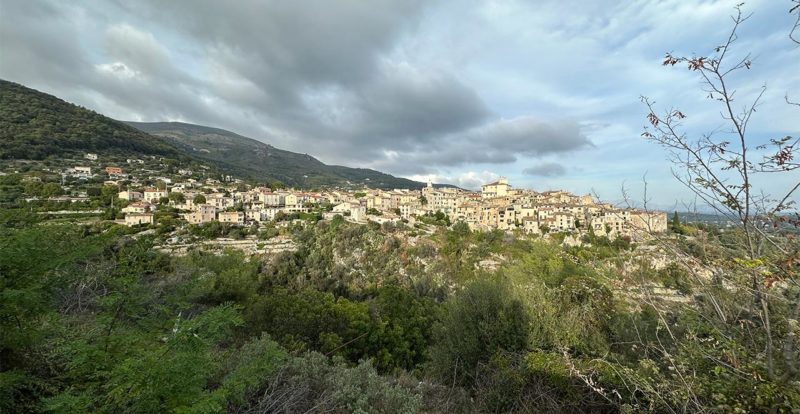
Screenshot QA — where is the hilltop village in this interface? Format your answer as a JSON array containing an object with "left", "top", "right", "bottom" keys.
[{"left": 19, "top": 153, "right": 668, "bottom": 239}]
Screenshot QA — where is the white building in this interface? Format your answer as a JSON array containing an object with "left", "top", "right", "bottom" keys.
[
  {"left": 70, "top": 166, "right": 92, "bottom": 178},
  {"left": 143, "top": 188, "right": 169, "bottom": 203}
]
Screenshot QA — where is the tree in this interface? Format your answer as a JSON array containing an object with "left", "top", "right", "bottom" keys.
[
  {"left": 791, "top": 0, "right": 800, "bottom": 44},
  {"left": 193, "top": 194, "right": 206, "bottom": 205},
  {"left": 429, "top": 278, "right": 529, "bottom": 386},
  {"left": 637, "top": 4, "right": 800, "bottom": 410},
  {"left": 40, "top": 182, "right": 63, "bottom": 197},
  {"left": 169, "top": 192, "right": 186, "bottom": 204},
  {"left": 100, "top": 185, "right": 118, "bottom": 206}
]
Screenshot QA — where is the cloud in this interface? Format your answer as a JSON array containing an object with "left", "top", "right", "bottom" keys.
[
  {"left": 102, "top": 24, "right": 179, "bottom": 82},
  {"left": 367, "top": 116, "right": 592, "bottom": 174},
  {"left": 354, "top": 63, "right": 489, "bottom": 141},
  {"left": 0, "top": 1, "right": 91, "bottom": 88},
  {"left": 408, "top": 171, "right": 500, "bottom": 190},
  {"left": 523, "top": 162, "right": 567, "bottom": 177}
]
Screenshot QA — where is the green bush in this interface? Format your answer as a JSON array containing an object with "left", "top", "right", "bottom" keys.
[{"left": 429, "top": 278, "right": 530, "bottom": 386}]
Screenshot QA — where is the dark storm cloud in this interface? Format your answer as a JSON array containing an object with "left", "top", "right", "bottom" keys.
[
  {"left": 523, "top": 163, "right": 567, "bottom": 177},
  {"left": 447, "top": 117, "right": 591, "bottom": 164},
  {"left": 116, "top": 0, "right": 494, "bottom": 157},
  {"left": 354, "top": 68, "right": 490, "bottom": 141},
  {"left": 0, "top": 0, "right": 593, "bottom": 175},
  {"left": 368, "top": 117, "right": 591, "bottom": 174},
  {"left": 124, "top": 0, "right": 426, "bottom": 86},
  {"left": 387, "top": 117, "right": 589, "bottom": 167}
]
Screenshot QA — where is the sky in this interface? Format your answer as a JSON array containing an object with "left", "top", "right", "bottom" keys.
[{"left": 1, "top": 0, "right": 798, "bottom": 209}]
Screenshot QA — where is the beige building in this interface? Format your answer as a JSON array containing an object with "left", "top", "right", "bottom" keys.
[
  {"left": 260, "top": 192, "right": 285, "bottom": 206},
  {"left": 550, "top": 212, "right": 576, "bottom": 232},
  {"left": 207, "top": 193, "right": 234, "bottom": 209},
  {"left": 246, "top": 210, "right": 265, "bottom": 222},
  {"left": 522, "top": 217, "right": 541, "bottom": 234},
  {"left": 118, "top": 190, "right": 143, "bottom": 201},
  {"left": 590, "top": 209, "right": 630, "bottom": 237},
  {"left": 219, "top": 211, "right": 245, "bottom": 225},
  {"left": 125, "top": 213, "right": 154, "bottom": 226},
  {"left": 333, "top": 202, "right": 366, "bottom": 222},
  {"left": 184, "top": 204, "right": 217, "bottom": 224},
  {"left": 629, "top": 210, "right": 668, "bottom": 234},
  {"left": 481, "top": 177, "right": 510, "bottom": 198},
  {"left": 122, "top": 201, "right": 153, "bottom": 214},
  {"left": 143, "top": 188, "right": 168, "bottom": 203},
  {"left": 71, "top": 166, "right": 92, "bottom": 178}
]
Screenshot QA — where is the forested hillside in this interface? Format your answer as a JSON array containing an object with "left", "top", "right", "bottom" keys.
[
  {"left": 0, "top": 80, "right": 178, "bottom": 160},
  {"left": 0, "top": 81, "right": 428, "bottom": 189}
]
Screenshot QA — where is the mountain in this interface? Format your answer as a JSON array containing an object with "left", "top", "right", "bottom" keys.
[
  {"left": 0, "top": 80, "right": 428, "bottom": 189},
  {"left": 0, "top": 80, "right": 179, "bottom": 160},
  {"left": 125, "top": 121, "right": 428, "bottom": 189}
]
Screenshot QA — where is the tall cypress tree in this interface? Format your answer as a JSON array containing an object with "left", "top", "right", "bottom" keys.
[{"left": 671, "top": 211, "right": 681, "bottom": 230}]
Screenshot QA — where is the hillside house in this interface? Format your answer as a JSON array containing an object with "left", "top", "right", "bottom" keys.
[
  {"left": 118, "top": 190, "right": 143, "bottom": 201},
  {"left": 184, "top": 204, "right": 217, "bottom": 224},
  {"left": 143, "top": 188, "right": 168, "bottom": 203},
  {"left": 124, "top": 213, "right": 154, "bottom": 226},
  {"left": 122, "top": 201, "right": 153, "bottom": 214},
  {"left": 218, "top": 211, "right": 245, "bottom": 225},
  {"left": 70, "top": 166, "right": 92, "bottom": 178}
]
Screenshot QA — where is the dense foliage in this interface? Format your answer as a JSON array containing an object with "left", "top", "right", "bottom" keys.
[{"left": 4, "top": 205, "right": 797, "bottom": 413}]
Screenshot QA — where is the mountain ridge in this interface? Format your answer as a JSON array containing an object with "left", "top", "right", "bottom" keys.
[{"left": 124, "top": 120, "right": 431, "bottom": 189}]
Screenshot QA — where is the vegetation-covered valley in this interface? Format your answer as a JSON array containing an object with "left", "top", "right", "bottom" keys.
[{"left": 3, "top": 204, "right": 799, "bottom": 412}]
